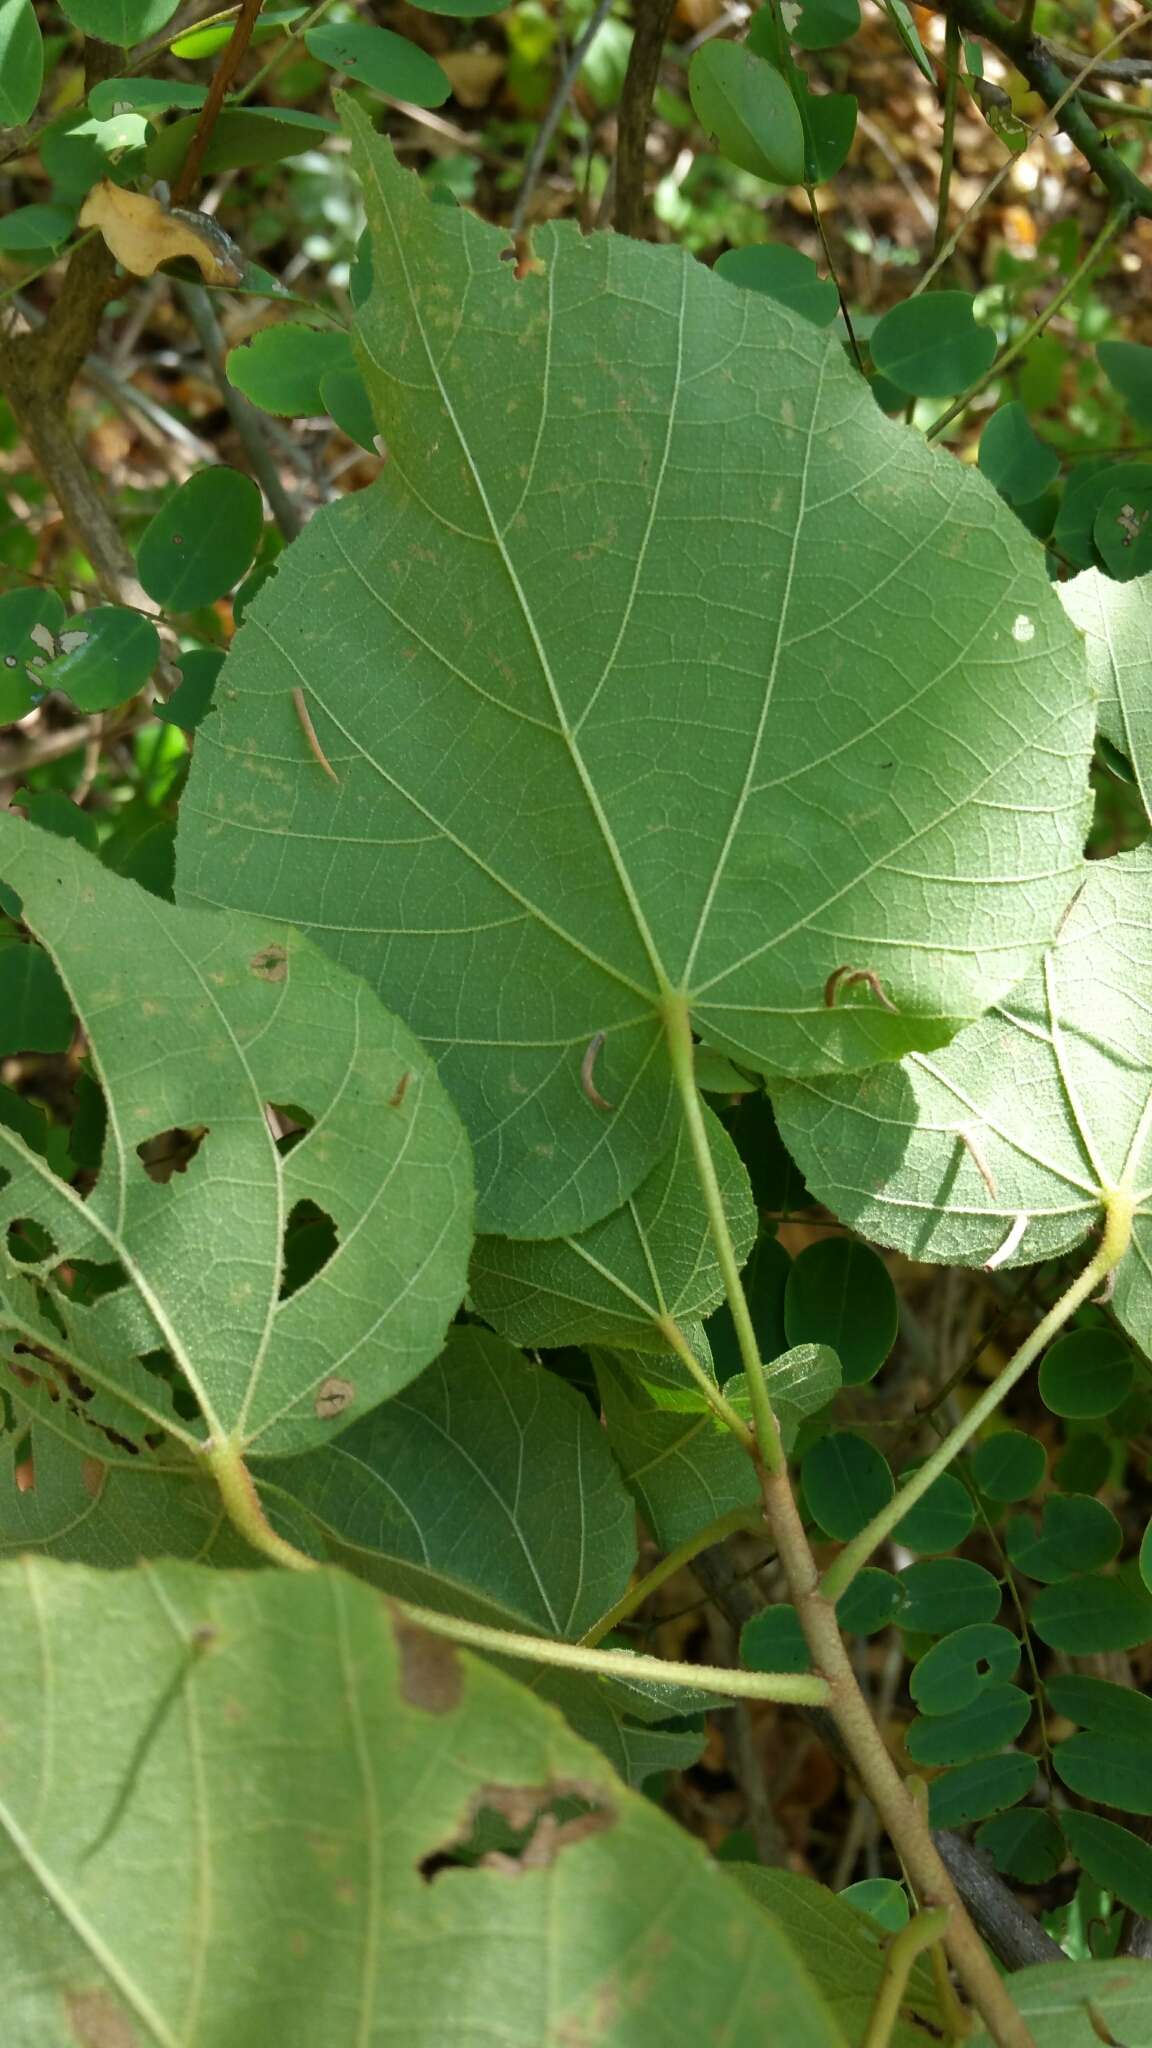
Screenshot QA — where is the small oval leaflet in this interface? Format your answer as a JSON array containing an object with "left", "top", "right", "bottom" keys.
[
  {"left": 975, "top": 1808, "right": 1064, "bottom": 1885},
  {"left": 0, "top": 0, "right": 43, "bottom": 126},
  {"left": 871, "top": 291, "right": 996, "bottom": 399},
  {"left": 714, "top": 244, "right": 839, "bottom": 327},
  {"left": 970, "top": 1430, "right": 1046, "bottom": 1504},
  {"left": 688, "top": 42, "right": 806, "bottom": 186},
  {"left": 784, "top": 1238, "right": 897, "bottom": 1386},
  {"left": 1060, "top": 1812, "right": 1152, "bottom": 1918},
  {"left": 305, "top": 21, "right": 450, "bottom": 107},
  {"left": 895, "top": 1557, "right": 1002, "bottom": 1636},
  {"left": 42, "top": 605, "right": 159, "bottom": 712},
  {"left": 137, "top": 469, "right": 263, "bottom": 611},
  {"left": 978, "top": 402, "right": 1059, "bottom": 506},
  {"left": 801, "top": 1430, "right": 893, "bottom": 1542},
  {"left": 227, "top": 322, "right": 354, "bottom": 418},
  {"left": 926, "top": 1752, "right": 1037, "bottom": 1832},
  {"left": 1031, "top": 1571, "right": 1152, "bottom": 1655},
  {"left": 905, "top": 1683, "right": 1031, "bottom": 1768},
  {"left": 891, "top": 1468, "right": 974, "bottom": 1554},
  {"left": 1040, "top": 1325, "right": 1135, "bottom": 1419},
  {"left": 909, "top": 1624, "right": 1021, "bottom": 1717}
]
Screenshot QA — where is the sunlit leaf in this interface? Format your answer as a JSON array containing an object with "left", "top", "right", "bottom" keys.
[
  {"left": 774, "top": 854, "right": 1152, "bottom": 1358},
  {"left": 0, "top": 817, "right": 473, "bottom": 1457},
  {"left": 177, "top": 107, "right": 1094, "bottom": 1239}
]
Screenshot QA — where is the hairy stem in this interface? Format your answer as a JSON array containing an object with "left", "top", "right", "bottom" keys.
[
  {"left": 207, "top": 1441, "right": 320, "bottom": 1570},
  {"left": 861, "top": 1907, "right": 951, "bottom": 2048},
  {"left": 761, "top": 1461, "right": 1034, "bottom": 2046},
  {"left": 580, "top": 1503, "right": 764, "bottom": 1647},
  {"left": 663, "top": 999, "right": 783, "bottom": 1469},
  {"left": 653, "top": 1313, "right": 756, "bottom": 1449},
  {"left": 396, "top": 1599, "right": 829, "bottom": 1702},
  {"left": 821, "top": 1191, "right": 1135, "bottom": 1603}
]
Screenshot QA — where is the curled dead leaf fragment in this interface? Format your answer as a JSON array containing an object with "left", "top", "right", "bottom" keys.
[{"left": 78, "top": 181, "right": 245, "bottom": 286}]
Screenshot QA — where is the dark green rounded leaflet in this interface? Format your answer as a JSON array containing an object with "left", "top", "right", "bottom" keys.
[{"left": 176, "top": 103, "right": 1093, "bottom": 1238}]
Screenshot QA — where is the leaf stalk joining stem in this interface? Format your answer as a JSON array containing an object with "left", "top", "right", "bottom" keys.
[
  {"left": 207, "top": 1440, "right": 320, "bottom": 1571},
  {"left": 662, "top": 997, "right": 785, "bottom": 1471}
]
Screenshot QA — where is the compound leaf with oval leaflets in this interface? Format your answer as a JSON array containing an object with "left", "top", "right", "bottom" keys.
[{"left": 176, "top": 101, "right": 1094, "bottom": 1240}]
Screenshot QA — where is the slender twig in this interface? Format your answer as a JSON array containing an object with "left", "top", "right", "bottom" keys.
[
  {"left": 664, "top": 999, "right": 783, "bottom": 1468},
  {"left": 934, "top": 1834, "right": 1065, "bottom": 1968},
  {"left": 926, "top": 205, "right": 1129, "bottom": 441},
  {"left": 761, "top": 1461, "right": 1035, "bottom": 2045},
  {"left": 806, "top": 189, "right": 864, "bottom": 373},
  {"left": 580, "top": 1505, "right": 763, "bottom": 1647},
  {"left": 927, "top": 0, "right": 1152, "bottom": 218},
  {"left": 171, "top": 0, "right": 266, "bottom": 205},
  {"left": 235, "top": 0, "right": 340, "bottom": 106},
  {"left": 821, "top": 1191, "right": 1135, "bottom": 1603},
  {"left": 914, "top": 12, "right": 1149, "bottom": 298},
  {"left": 614, "top": 0, "right": 679, "bottom": 237},
  {"left": 176, "top": 282, "right": 303, "bottom": 539},
  {"left": 511, "top": 0, "right": 616, "bottom": 233},
  {"left": 934, "top": 18, "right": 962, "bottom": 262},
  {"left": 1049, "top": 44, "right": 1152, "bottom": 85}
]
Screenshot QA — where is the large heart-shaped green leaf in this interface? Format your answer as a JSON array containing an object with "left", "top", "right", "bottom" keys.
[
  {"left": 258, "top": 1326, "right": 636, "bottom": 1636},
  {"left": 176, "top": 100, "right": 1092, "bottom": 1238},
  {"left": 0, "top": 816, "right": 472, "bottom": 1458},
  {"left": 772, "top": 850, "right": 1152, "bottom": 1352},
  {"left": 0, "top": 1561, "right": 846, "bottom": 2046}
]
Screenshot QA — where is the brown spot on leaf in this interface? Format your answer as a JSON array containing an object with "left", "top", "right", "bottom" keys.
[
  {"left": 314, "top": 1376, "right": 355, "bottom": 1421},
  {"left": 388, "top": 1070, "right": 411, "bottom": 1110},
  {"left": 250, "top": 943, "right": 287, "bottom": 982},
  {"left": 395, "top": 1613, "right": 462, "bottom": 1716},
  {"left": 63, "top": 1987, "right": 138, "bottom": 2048},
  {"left": 81, "top": 1457, "right": 104, "bottom": 1500}
]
